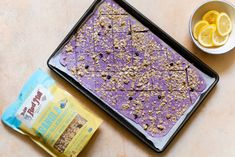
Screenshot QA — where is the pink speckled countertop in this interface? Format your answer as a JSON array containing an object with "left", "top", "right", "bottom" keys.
[{"left": 0, "top": 0, "right": 235, "bottom": 157}]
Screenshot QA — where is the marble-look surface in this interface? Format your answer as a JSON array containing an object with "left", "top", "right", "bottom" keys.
[{"left": 0, "top": 0, "right": 235, "bottom": 157}]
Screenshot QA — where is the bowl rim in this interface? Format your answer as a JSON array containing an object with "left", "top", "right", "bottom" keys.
[{"left": 189, "top": 0, "right": 235, "bottom": 55}]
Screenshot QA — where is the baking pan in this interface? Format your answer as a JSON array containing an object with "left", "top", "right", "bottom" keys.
[{"left": 47, "top": 0, "right": 219, "bottom": 152}]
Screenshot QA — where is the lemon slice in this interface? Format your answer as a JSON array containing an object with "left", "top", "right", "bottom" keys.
[
  {"left": 216, "top": 12, "right": 232, "bottom": 36},
  {"left": 198, "top": 24, "right": 216, "bottom": 47},
  {"left": 212, "top": 30, "right": 229, "bottom": 46},
  {"left": 202, "top": 10, "right": 219, "bottom": 24},
  {"left": 193, "top": 20, "right": 209, "bottom": 40}
]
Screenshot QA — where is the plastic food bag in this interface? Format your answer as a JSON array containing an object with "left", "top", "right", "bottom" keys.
[{"left": 2, "top": 69, "right": 102, "bottom": 157}]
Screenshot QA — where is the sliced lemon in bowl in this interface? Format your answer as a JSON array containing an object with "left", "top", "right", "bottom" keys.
[
  {"left": 202, "top": 10, "right": 219, "bottom": 24},
  {"left": 212, "top": 30, "right": 229, "bottom": 46},
  {"left": 198, "top": 24, "right": 216, "bottom": 47},
  {"left": 193, "top": 20, "right": 209, "bottom": 40},
  {"left": 216, "top": 12, "right": 232, "bottom": 36}
]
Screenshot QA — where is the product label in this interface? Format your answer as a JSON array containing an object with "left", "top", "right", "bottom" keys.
[{"left": 16, "top": 85, "right": 53, "bottom": 128}]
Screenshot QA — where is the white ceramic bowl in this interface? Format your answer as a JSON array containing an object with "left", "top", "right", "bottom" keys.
[{"left": 189, "top": 0, "right": 235, "bottom": 54}]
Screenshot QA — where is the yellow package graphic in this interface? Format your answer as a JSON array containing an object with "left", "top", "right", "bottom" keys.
[{"left": 2, "top": 69, "right": 102, "bottom": 157}]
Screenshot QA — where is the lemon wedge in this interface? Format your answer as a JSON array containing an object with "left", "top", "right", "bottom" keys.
[
  {"left": 198, "top": 24, "right": 216, "bottom": 47},
  {"left": 202, "top": 10, "right": 220, "bottom": 24},
  {"left": 212, "top": 30, "right": 229, "bottom": 46},
  {"left": 216, "top": 12, "right": 232, "bottom": 36},
  {"left": 193, "top": 20, "right": 209, "bottom": 40}
]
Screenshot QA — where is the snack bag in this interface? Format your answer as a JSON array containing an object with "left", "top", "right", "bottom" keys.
[{"left": 2, "top": 69, "right": 102, "bottom": 157}]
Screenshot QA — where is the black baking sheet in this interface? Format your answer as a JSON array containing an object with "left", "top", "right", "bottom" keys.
[{"left": 47, "top": 0, "right": 219, "bottom": 152}]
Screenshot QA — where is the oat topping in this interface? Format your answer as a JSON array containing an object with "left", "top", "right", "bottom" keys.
[{"left": 58, "top": 0, "right": 207, "bottom": 138}]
